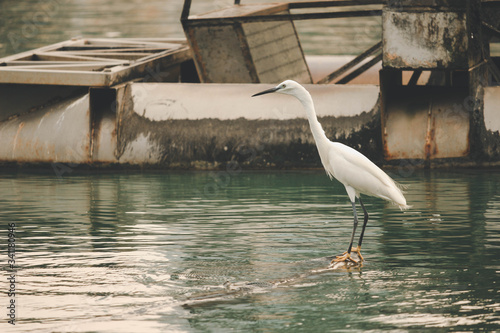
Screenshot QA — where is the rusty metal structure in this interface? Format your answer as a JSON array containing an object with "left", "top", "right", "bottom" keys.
[
  {"left": 380, "top": 0, "right": 500, "bottom": 164},
  {"left": 182, "top": 3, "right": 312, "bottom": 83},
  {"left": 180, "top": 1, "right": 388, "bottom": 84},
  {"left": 0, "top": 0, "right": 499, "bottom": 169}
]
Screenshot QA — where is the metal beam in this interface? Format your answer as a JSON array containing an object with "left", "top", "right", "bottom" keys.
[
  {"left": 317, "top": 42, "right": 382, "bottom": 84},
  {"left": 483, "top": 20, "right": 500, "bottom": 38},
  {"left": 337, "top": 53, "right": 382, "bottom": 84},
  {"left": 408, "top": 70, "right": 422, "bottom": 86},
  {"left": 181, "top": 0, "right": 192, "bottom": 20},
  {"left": 289, "top": 0, "right": 385, "bottom": 9},
  {"left": 183, "top": 9, "right": 382, "bottom": 25}
]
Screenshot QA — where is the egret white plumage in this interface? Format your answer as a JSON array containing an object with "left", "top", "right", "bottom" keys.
[{"left": 252, "top": 80, "right": 409, "bottom": 263}]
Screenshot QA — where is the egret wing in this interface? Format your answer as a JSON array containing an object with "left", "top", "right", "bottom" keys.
[{"left": 329, "top": 143, "right": 407, "bottom": 206}]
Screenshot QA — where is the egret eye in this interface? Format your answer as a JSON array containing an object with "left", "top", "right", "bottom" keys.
[{"left": 282, "top": 84, "right": 286, "bottom": 88}]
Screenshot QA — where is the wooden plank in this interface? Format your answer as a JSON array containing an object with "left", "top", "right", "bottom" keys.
[
  {"left": 58, "top": 45, "right": 149, "bottom": 51},
  {"left": 61, "top": 48, "right": 167, "bottom": 54},
  {"left": 24, "top": 52, "right": 128, "bottom": 63},
  {"left": 0, "top": 63, "right": 115, "bottom": 71},
  {"left": 78, "top": 38, "right": 185, "bottom": 49},
  {"left": 51, "top": 52, "right": 155, "bottom": 61},
  {"left": 0, "top": 39, "right": 79, "bottom": 63},
  {"left": 1, "top": 61, "right": 85, "bottom": 66},
  {"left": 0, "top": 38, "right": 192, "bottom": 86},
  {"left": 0, "top": 68, "right": 109, "bottom": 86},
  {"left": 0, "top": 38, "right": 185, "bottom": 63}
]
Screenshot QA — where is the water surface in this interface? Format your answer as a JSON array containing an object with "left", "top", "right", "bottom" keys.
[
  {"left": 1, "top": 169, "right": 499, "bottom": 332},
  {"left": 0, "top": 0, "right": 381, "bottom": 58},
  {"left": 1, "top": 1, "right": 499, "bottom": 60}
]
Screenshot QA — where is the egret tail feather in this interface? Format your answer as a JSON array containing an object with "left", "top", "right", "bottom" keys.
[
  {"left": 394, "top": 181, "right": 409, "bottom": 192},
  {"left": 398, "top": 203, "right": 412, "bottom": 211}
]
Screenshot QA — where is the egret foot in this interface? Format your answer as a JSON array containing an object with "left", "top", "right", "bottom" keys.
[
  {"left": 332, "top": 252, "right": 359, "bottom": 264},
  {"left": 351, "top": 246, "right": 364, "bottom": 262}
]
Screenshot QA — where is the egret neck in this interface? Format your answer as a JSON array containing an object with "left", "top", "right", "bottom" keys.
[{"left": 294, "top": 87, "right": 331, "bottom": 165}]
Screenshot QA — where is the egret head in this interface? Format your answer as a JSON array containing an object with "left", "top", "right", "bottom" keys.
[{"left": 252, "top": 80, "right": 305, "bottom": 98}]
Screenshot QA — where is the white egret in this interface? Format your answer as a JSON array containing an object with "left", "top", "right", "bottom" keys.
[{"left": 252, "top": 80, "right": 409, "bottom": 263}]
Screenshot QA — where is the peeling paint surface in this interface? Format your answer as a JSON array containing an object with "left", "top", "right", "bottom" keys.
[
  {"left": 383, "top": 10, "right": 468, "bottom": 69},
  {"left": 118, "top": 132, "right": 163, "bottom": 164},
  {"left": 117, "top": 83, "right": 382, "bottom": 168}
]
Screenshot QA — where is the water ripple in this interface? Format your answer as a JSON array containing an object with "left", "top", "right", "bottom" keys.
[{"left": 0, "top": 170, "right": 499, "bottom": 332}]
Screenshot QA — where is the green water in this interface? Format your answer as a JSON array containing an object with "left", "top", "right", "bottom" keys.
[
  {"left": 1, "top": 0, "right": 499, "bottom": 59},
  {"left": 0, "top": 0, "right": 381, "bottom": 58},
  {"left": 1, "top": 169, "right": 499, "bottom": 332}
]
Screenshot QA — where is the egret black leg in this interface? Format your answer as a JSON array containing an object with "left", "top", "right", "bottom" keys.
[
  {"left": 356, "top": 197, "right": 369, "bottom": 249},
  {"left": 333, "top": 200, "right": 359, "bottom": 263},
  {"left": 346, "top": 200, "right": 358, "bottom": 254}
]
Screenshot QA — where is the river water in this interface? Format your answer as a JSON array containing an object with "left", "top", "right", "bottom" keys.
[
  {"left": 1, "top": 0, "right": 499, "bottom": 59},
  {"left": 1, "top": 169, "right": 499, "bottom": 332},
  {"left": 1, "top": 1, "right": 500, "bottom": 331},
  {"left": 0, "top": 0, "right": 382, "bottom": 58}
]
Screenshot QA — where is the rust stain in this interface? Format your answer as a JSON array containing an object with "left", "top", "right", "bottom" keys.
[
  {"left": 424, "top": 102, "right": 433, "bottom": 160},
  {"left": 424, "top": 107, "right": 440, "bottom": 159},
  {"left": 382, "top": 134, "right": 394, "bottom": 160},
  {"left": 381, "top": 112, "right": 393, "bottom": 160},
  {"left": 12, "top": 122, "right": 25, "bottom": 153},
  {"left": 431, "top": 114, "right": 438, "bottom": 157}
]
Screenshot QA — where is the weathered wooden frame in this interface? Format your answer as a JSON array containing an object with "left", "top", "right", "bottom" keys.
[{"left": 0, "top": 38, "right": 192, "bottom": 87}]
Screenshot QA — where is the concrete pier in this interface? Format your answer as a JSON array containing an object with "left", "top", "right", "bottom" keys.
[
  {"left": 0, "top": 81, "right": 381, "bottom": 169},
  {"left": 379, "top": 0, "right": 500, "bottom": 166},
  {"left": 0, "top": 1, "right": 499, "bottom": 170},
  {"left": 1, "top": 77, "right": 498, "bottom": 170}
]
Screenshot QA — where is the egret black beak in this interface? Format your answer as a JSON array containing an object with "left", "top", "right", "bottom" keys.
[{"left": 252, "top": 86, "right": 279, "bottom": 97}]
